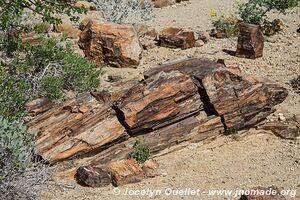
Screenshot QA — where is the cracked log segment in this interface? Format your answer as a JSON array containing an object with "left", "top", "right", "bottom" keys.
[
  {"left": 145, "top": 58, "right": 288, "bottom": 131},
  {"left": 28, "top": 58, "right": 288, "bottom": 165},
  {"left": 27, "top": 80, "right": 138, "bottom": 164}
]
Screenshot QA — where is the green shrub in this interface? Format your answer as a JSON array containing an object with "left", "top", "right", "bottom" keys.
[
  {"left": 34, "top": 22, "right": 50, "bottom": 34},
  {"left": 63, "top": 52, "right": 101, "bottom": 93},
  {"left": 40, "top": 76, "right": 64, "bottom": 100},
  {"left": 0, "top": 35, "right": 103, "bottom": 120},
  {"left": 210, "top": 10, "right": 239, "bottom": 38},
  {"left": 0, "top": 0, "right": 86, "bottom": 29},
  {"left": 238, "top": 0, "right": 300, "bottom": 24},
  {"left": 132, "top": 138, "right": 151, "bottom": 164},
  {"left": 0, "top": 69, "right": 29, "bottom": 120},
  {"left": 0, "top": 116, "right": 35, "bottom": 173}
]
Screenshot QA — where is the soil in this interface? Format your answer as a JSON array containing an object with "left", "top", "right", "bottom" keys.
[{"left": 42, "top": 0, "right": 300, "bottom": 199}]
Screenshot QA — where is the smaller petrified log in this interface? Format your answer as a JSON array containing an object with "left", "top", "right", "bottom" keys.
[
  {"left": 158, "top": 27, "right": 195, "bottom": 49},
  {"left": 78, "top": 20, "right": 142, "bottom": 68},
  {"left": 257, "top": 117, "right": 300, "bottom": 140},
  {"left": 106, "top": 159, "right": 144, "bottom": 186},
  {"left": 236, "top": 22, "right": 264, "bottom": 59},
  {"left": 76, "top": 166, "right": 111, "bottom": 187}
]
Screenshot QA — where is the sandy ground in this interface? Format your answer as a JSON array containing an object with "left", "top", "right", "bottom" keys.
[{"left": 42, "top": 0, "right": 300, "bottom": 199}]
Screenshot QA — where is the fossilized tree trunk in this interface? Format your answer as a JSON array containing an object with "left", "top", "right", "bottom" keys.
[{"left": 27, "top": 58, "right": 288, "bottom": 165}]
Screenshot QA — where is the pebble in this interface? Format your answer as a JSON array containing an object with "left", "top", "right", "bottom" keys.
[{"left": 278, "top": 113, "right": 286, "bottom": 121}]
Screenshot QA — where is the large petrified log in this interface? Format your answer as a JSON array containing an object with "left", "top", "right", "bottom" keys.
[{"left": 28, "top": 58, "right": 288, "bottom": 165}]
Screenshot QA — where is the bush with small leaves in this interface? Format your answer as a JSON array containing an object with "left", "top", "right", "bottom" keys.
[
  {"left": 0, "top": 68, "right": 29, "bottom": 120},
  {"left": 0, "top": 35, "right": 103, "bottom": 119},
  {"left": 238, "top": 0, "right": 300, "bottom": 24},
  {"left": 0, "top": 116, "right": 36, "bottom": 174},
  {"left": 132, "top": 138, "right": 151, "bottom": 164},
  {"left": 0, "top": 0, "right": 86, "bottom": 29}
]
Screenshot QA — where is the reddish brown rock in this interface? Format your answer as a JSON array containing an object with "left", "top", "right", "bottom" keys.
[
  {"left": 236, "top": 22, "right": 264, "bottom": 59},
  {"left": 21, "top": 31, "right": 41, "bottom": 45},
  {"left": 106, "top": 159, "right": 144, "bottom": 186},
  {"left": 78, "top": 20, "right": 142, "bottom": 68},
  {"left": 76, "top": 166, "right": 111, "bottom": 187},
  {"left": 257, "top": 117, "right": 300, "bottom": 140},
  {"left": 158, "top": 27, "right": 196, "bottom": 49},
  {"left": 142, "top": 160, "right": 159, "bottom": 177}
]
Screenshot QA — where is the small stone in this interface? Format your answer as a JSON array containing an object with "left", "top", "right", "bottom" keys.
[
  {"left": 278, "top": 113, "right": 286, "bottom": 121},
  {"left": 195, "top": 40, "right": 204, "bottom": 47},
  {"left": 198, "top": 31, "right": 210, "bottom": 43}
]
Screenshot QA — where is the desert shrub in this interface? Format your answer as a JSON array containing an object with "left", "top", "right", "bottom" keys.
[
  {"left": 210, "top": 10, "right": 239, "bottom": 38},
  {"left": 0, "top": 35, "right": 102, "bottom": 119},
  {"left": 34, "top": 22, "right": 51, "bottom": 34},
  {"left": 238, "top": 0, "right": 300, "bottom": 24},
  {"left": 0, "top": 68, "right": 29, "bottom": 120},
  {"left": 0, "top": 149, "right": 53, "bottom": 200},
  {"left": 94, "top": 0, "right": 154, "bottom": 24},
  {"left": 132, "top": 138, "right": 151, "bottom": 164},
  {"left": 0, "top": 116, "right": 35, "bottom": 175},
  {"left": 0, "top": 0, "right": 86, "bottom": 29},
  {"left": 40, "top": 76, "right": 64, "bottom": 99}
]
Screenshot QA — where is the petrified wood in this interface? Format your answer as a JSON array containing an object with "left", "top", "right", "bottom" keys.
[
  {"left": 158, "top": 27, "right": 196, "bottom": 49},
  {"left": 76, "top": 166, "right": 111, "bottom": 187},
  {"left": 236, "top": 22, "right": 264, "bottom": 59},
  {"left": 28, "top": 58, "right": 288, "bottom": 165}
]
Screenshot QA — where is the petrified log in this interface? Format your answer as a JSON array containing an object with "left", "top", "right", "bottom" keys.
[
  {"left": 144, "top": 58, "right": 288, "bottom": 131},
  {"left": 257, "top": 116, "right": 300, "bottom": 140},
  {"left": 28, "top": 58, "right": 288, "bottom": 165},
  {"left": 27, "top": 81, "right": 137, "bottom": 164},
  {"left": 236, "top": 22, "right": 264, "bottom": 59},
  {"left": 78, "top": 20, "right": 142, "bottom": 68},
  {"left": 76, "top": 166, "right": 111, "bottom": 187},
  {"left": 106, "top": 159, "right": 144, "bottom": 186},
  {"left": 158, "top": 27, "right": 196, "bottom": 49}
]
